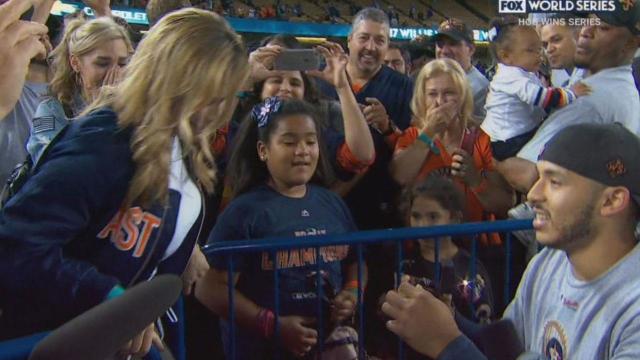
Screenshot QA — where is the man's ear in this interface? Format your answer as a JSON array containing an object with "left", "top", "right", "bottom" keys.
[
  {"left": 623, "top": 33, "right": 640, "bottom": 57},
  {"left": 497, "top": 48, "right": 509, "bottom": 64},
  {"left": 600, "top": 187, "right": 632, "bottom": 218},
  {"left": 467, "top": 42, "right": 476, "bottom": 57}
]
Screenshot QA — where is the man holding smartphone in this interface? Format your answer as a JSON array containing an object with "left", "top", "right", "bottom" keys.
[
  {"left": 316, "top": 7, "right": 413, "bottom": 230},
  {"left": 315, "top": 7, "right": 414, "bottom": 357}
]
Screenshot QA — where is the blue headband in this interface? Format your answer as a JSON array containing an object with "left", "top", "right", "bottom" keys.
[{"left": 251, "top": 97, "right": 283, "bottom": 128}]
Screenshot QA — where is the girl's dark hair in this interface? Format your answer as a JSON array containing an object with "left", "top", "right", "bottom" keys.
[
  {"left": 488, "top": 15, "right": 521, "bottom": 62},
  {"left": 252, "top": 70, "right": 321, "bottom": 106},
  {"left": 253, "top": 34, "right": 321, "bottom": 105},
  {"left": 227, "top": 99, "right": 333, "bottom": 198},
  {"left": 399, "top": 176, "right": 465, "bottom": 222},
  {"left": 258, "top": 34, "right": 302, "bottom": 49}
]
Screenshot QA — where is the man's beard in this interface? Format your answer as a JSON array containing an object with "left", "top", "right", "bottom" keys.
[{"left": 550, "top": 202, "right": 596, "bottom": 252}]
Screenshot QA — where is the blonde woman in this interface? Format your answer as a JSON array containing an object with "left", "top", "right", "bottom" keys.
[
  {"left": 390, "top": 58, "right": 513, "bottom": 223},
  {"left": 27, "top": 16, "right": 132, "bottom": 164},
  {"left": 0, "top": 8, "right": 249, "bottom": 358}
]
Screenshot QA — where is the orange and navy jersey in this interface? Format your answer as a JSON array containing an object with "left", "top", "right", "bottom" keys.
[{"left": 395, "top": 127, "right": 501, "bottom": 246}]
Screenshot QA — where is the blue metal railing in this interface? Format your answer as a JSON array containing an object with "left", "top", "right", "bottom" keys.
[
  {"left": 0, "top": 219, "right": 532, "bottom": 359},
  {"left": 202, "top": 219, "right": 533, "bottom": 360}
]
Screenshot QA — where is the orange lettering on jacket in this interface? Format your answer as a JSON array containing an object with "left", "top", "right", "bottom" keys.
[{"left": 98, "top": 207, "right": 162, "bottom": 258}]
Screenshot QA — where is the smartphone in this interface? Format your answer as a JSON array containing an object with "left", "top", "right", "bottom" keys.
[{"left": 274, "top": 49, "right": 321, "bottom": 71}]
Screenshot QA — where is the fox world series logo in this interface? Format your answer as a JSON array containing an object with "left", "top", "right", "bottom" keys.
[{"left": 498, "top": 0, "right": 618, "bottom": 13}]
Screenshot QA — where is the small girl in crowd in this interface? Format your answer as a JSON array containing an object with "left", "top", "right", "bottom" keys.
[
  {"left": 196, "top": 98, "right": 362, "bottom": 360},
  {"left": 481, "top": 16, "right": 590, "bottom": 161},
  {"left": 372, "top": 176, "right": 494, "bottom": 359}
]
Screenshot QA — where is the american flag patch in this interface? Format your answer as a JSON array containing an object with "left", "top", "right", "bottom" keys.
[{"left": 32, "top": 116, "right": 56, "bottom": 134}]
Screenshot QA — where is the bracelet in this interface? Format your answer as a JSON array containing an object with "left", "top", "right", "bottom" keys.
[
  {"left": 417, "top": 132, "right": 440, "bottom": 154},
  {"left": 106, "top": 285, "right": 125, "bottom": 301},
  {"left": 344, "top": 280, "right": 361, "bottom": 298},
  {"left": 257, "top": 308, "right": 275, "bottom": 339},
  {"left": 344, "top": 280, "right": 359, "bottom": 291}
]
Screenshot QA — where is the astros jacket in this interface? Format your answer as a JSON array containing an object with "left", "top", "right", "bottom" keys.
[{"left": 0, "top": 107, "right": 203, "bottom": 339}]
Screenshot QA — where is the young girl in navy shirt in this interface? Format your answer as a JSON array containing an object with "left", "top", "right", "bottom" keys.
[{"left": 196, "top": 98, "right": 363, "bottom": 359}]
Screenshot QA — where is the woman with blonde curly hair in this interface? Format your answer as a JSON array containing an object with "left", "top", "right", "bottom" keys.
[
  {"left": 0, "top": 8, "right": 249, "bottom": 357},
  {"left": 27, "top": 16, "right": 132, "bottom": 164}
]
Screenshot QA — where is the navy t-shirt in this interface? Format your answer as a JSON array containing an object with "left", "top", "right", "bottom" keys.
[{"left": 209, "top": 184, "right": 357, "bottom": 317}]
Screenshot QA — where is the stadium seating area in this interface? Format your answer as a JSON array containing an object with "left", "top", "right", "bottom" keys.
[{"left": 114, "top": 0, "right": 496, "bottom": 28}]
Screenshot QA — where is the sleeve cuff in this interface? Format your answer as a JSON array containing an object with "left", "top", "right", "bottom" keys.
[
  {"left": 336, "top": 143, "right": 374, "bottom": 174},
  {"left": 106, "top": 285, "right": 125, "bottom": 301},
  {"left": 437, "top": 335, "right": 487, "bottom": 360}
]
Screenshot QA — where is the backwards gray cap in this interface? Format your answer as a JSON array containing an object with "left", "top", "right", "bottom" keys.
[{"left": 539, "top": 123, "right": 640, "bottom": 205}]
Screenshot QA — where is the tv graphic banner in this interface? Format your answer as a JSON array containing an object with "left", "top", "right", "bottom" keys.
[{"left": 498, "top": 0, "right": 618, "bottom": 13}]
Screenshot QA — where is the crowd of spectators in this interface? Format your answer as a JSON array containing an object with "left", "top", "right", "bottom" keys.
[{"left": 1, "top": 1, "right": 640, "bottom": 360}]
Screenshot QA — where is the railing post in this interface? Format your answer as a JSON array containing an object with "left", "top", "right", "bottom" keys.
[
  {"left": 504, "top": 233, "right": 512, "bottom": 307},
  {"left": 434, "top": 237, "right": 441, "bottom": 286},
  {"left": 396, "top": 241, "right": 404, "bottom": 360},
  {"left": 357, "top": 243, "right": 364, "bottom": 360},
  {"left": 272, "top": 250, "right": 280, "bottom": 360},
  {"left": 470, "top": 235, "right": 478, "bottom": 319},
  {"left": 315, "top": 246, "right": 324, "bottom": 356},
  {"left": 227, "top": 255, "right": 235, "bottom": 360}
]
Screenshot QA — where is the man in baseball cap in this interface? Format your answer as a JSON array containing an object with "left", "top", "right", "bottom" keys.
[
  {"left": 595, "top": 0, "right": 640, "bottom": 35},
  {"left": 501, "top": 0, "right": 640, "bottom": 196},
  {"left": 432, "top": 18, "right": 489, "bottom": 121},
  {"left": 382, "top": 123, "right": 640, "bottom": 360}
]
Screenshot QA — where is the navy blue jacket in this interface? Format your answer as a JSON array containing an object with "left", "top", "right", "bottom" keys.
[{"left": 0, "top": 108, "right": 202, "bottom": 339}]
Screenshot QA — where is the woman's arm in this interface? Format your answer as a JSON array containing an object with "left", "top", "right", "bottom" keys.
[
  {"left": 335, "top": 86, "right": 375, "bottom": 164},
  {"left": 310, "top": 42, "right": 375, "bottom": 164},
  {"left": 195, "top": 267, "right": 319, "bottom": 355},
  {"left": 195, "top": 268, "right": 263, "bottom": 332},
  {"left": 389, "top": 129, "right": 432, "bottom": 186},
  {"left": 451, "top": 142, "right": 515, "bottom": 217},
  {"left": 473, "top": 170, "right": 516, "bottom": 217},
  {"left": 0, "top": 116, "right": 131, "bottom": 318}
]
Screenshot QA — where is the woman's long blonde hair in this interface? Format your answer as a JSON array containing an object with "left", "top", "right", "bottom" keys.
[
  {"left": 89, "top": 8, "right": 249, "bottom": 207},
  {"left": 410, "top": 58, "right": 473, "bottom": 130},
  {"left": 49, "top": 17, "right": 133, "bottom": 108}
]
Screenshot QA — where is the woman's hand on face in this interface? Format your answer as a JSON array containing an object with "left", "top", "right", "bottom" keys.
[
  {"left": 248, "top": 45, "right": 282, "bottom": 83},
  {"left": 306, "top": 41, "right": 348, "bottom": 89},
  {"left": 450, "top": 148, "right": 482, "bottom": 186},
  {"left": 422, "top": 101, "right": 457, "bottom": 137},
  {"left": 101, "top": 64, "right": 124, "bottom": 87}
]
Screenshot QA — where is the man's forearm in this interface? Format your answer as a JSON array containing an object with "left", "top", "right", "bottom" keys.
[{"left": 496, "top": 157, "right": 539, "bottom": 194}]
